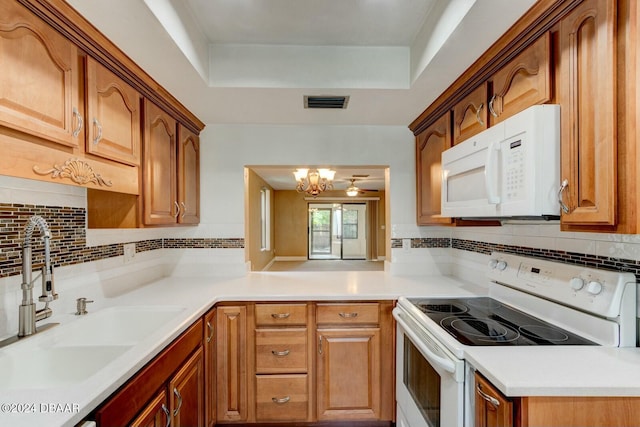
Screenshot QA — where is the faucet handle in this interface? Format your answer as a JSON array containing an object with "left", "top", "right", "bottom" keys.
[{"left": 75, "top": 297, "right": 94, "bottom": 315}]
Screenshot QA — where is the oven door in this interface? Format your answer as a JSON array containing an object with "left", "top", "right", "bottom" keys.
[{"left": 393, "top": 307, "right": 465, "bottom": 427}]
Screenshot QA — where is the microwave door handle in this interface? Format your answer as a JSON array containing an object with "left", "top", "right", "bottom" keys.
[
  {"left": 485, "top": 141, "right": 501, "bottom": 204},
  {"left": 393, "top": 310, "right": 456, "bottom": 374}
]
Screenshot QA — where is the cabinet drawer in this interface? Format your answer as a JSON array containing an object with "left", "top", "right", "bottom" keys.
[
  {"left": 316, "top": 303, "right": 379, "bottom": 325},
  {"left": 255, "top": 303, "right": 307, "bottom": 326},
  {"left": 256, "top": 374, "right": 308, "bottom": 421},
  {"left": 255, "top": 329, "right": 308, "bottom": 373}
]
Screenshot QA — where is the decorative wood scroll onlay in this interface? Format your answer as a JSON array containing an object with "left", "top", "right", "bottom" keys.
[{"left": 33, "top": 158, "right": 113, "bottom": 187}]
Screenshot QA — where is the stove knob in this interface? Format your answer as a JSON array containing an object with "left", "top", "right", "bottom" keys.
[
  {"left": 496, "top": 260, "right": 507, "bottom": 271},
  {"left": 488, "top": 259, "right": 498, "bottom": 269},
  {"left": 570, "top": 277, "right": 585, "bottom": 291},
  {"left": 587, "top": 281, "right": 603, "bottom": 295}
]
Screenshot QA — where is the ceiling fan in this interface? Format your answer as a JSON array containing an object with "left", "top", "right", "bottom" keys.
[{"left": 345, "top": 177, "right": 378, "bottom": 196}]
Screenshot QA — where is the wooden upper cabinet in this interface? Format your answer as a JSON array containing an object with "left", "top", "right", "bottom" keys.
[
  {"left": 177, "top": 124, "right": 200, "bottom": 224},
  {"left": 416, "top": 112, "right": 453, "bottom": 225},
  {"left": 143, "top": 99, "right": 177, "bottom": 225},
  {"left": 0, "top": 1, "right": 81, "bottom": 148},
  {"left": 86, "top": 57, "right": 141, "bottom": 166},
  {"left": 453, "top": 82, "right": 488, "bottom": 145},
  {"left": 558, "top": 0, "right": 617, "bottom": 227},
  {"left": 489, "top": 32, "right": 552, "bottom": 126}
]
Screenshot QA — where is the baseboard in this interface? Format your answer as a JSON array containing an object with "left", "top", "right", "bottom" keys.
[{"left": 274, "top": 256, "right": 308, "bottom": 261}]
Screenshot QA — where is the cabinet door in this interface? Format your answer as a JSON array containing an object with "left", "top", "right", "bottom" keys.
[
  {"left": 416, "top": 112, "right": 453, "bottom": 225},
  {"left": 204, "top": 308, "right": 216, "bottom": 427},
  {"left": 130, "top": 390, "right": 170, "bottom": 427},
  {"left": 558, "top": 0, "right": 616, "bottom": 227},
  {"left": 177, "top": 124, "right": 200, "bottom": 224},
  {"left": 316, "top": 328, "right": 380, "bottom": 421},
  {"left": 143, "top": 99, "right": 177, "bottom": 225},
  {"left": 0, "top": 1, "right": 81, "bottom": 148},
  {"left": 453, "top": 82, "right": 488, "bottom": 145},
  {"left": 489, "top": 32, "right": 552, "bottom": 125},
  {"left": 216, "top": 305, "right": 248, "bottom": 422},
  {"left": 169, "top": 347, "right": 204, "bottom": 427},
  {"left": 86, "top": 57, "right": 141, "bottom": 166},
  {"left": 475, "top": 373, "right": 513, "bottom": 427}
]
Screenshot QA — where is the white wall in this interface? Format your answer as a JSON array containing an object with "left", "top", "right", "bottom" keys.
[{"left": 201, "top": 124, "right": 416, "bottom": 234}]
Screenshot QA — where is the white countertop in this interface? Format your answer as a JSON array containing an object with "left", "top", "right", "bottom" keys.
[
  {"left": 1, "top": 270, "right": 639, "bottom": 427},
  {"left": 465, "top": 346, "right": 640, "bottom": 397}
]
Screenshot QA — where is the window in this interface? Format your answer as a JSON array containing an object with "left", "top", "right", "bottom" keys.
[
  {"left": 260, "top": 188, "right": 271, "bottom": 251},
  {"left": 343, "top": 208, "right": 358, "bottom": 239}
]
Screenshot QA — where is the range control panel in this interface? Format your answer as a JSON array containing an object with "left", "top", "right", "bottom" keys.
[{"left": 487, "top": 252, "right": 635, "bottom": 318}]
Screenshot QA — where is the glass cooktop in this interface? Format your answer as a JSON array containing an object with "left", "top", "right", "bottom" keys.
[{"left": 410, "top": 297, "right": 596, "bottom": 346}]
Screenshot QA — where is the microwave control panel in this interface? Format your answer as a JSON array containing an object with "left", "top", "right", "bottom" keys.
[{"left": 504, "top": 139, "right": 525, "bottom": 201}]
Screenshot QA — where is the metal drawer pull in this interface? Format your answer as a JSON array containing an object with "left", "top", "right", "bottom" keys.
[
  {"left": 476, "top": 385, "right": 500, "bottom": 408},
  {"left": 488, "top": 94, "right": 499, "bottom": 117},
  {"left": 476, "top": 103, "right": 485, "bottom": 126},
  {"left": 271, "top": 349, "right": 290, "bottom": 357},
  {"left": 318, "top": 336, "right": 323, "bottom": 355},
  {"left": 174, "top": 201, "right": 180, "bottom": 218},
  {"left": 92, "top": 117, "right": 103, "bottom": 144},
  {"left": 558, "top": 179, "right": 570, "bottom": 213},
  {"left": 271, "top": 312, "right": 290, "bottom": 319},
  {"left": 161, "top": 403, "right": 170, "bottom": 427},
  {"left": 72, "top": 107, "right": 83, "bottom": 137},
  {"left": 206, "top": 321, "right": 214, "bottom": 343},
  {"left": 173, "top": 388, "right": 183, "bottom": 416},
  {"left": 180, "top": 202, "right": 186, "bottom": 218},
  {"left": 339, "top": 312, "right": 358, "bottom": 318},
  {"left": 272, "top": 396, "right": 291, "bottom": 404}
]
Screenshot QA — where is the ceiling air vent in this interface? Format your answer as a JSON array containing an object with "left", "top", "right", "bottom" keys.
[{"left": 304, "top": 95, "right": 350, "bottom": 109}]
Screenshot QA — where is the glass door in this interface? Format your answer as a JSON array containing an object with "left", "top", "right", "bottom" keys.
[
  {"left": 341, "top": 203, "right": 366, "bottom": 260},
  {"left": 308, "top": 203, "right": 366, "bottom": 260},
  {"left": 309, "top": 207, "right": 338, "bottom": 258}
]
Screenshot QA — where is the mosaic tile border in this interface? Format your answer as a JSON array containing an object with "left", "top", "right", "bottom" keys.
[
  {"left": 391, "top": 237, "right": 640, "bottom": 281},
  {"left": 0, "top": 203, "right": 245, "bottom": 279},
  {"left": 452, "top": 238, "right": 640, "bottom": 280}
]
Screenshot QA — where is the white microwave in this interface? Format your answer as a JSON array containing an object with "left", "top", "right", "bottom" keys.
[{"left": 441, "top": 104, "right": 560, "bottom": 219}]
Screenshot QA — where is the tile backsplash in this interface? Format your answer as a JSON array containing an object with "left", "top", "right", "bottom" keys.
[
  {"left": 0, "top": 203, "right": 245, "bottom": 279},
  {"left": 391, "top": 236, "right": 640, "bottom": 280}
]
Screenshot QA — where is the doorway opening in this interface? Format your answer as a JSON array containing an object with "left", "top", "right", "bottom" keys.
[{"left": 308, "top": 203, "right": 366, "bottom": 260}]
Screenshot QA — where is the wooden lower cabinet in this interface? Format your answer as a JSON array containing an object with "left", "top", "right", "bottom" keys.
[
  {"left": 316, "top": 302, "right": 395, "bottom": 423},
  {"left": 475, "top": 373, "right": 513, "bottom": 427},
  {"left": 204, "top": 308, "right": 216, "bottom": 427},
  {"left": 130, "top": 390, "right": 170, "bottom": 427},
  {"left": 215, "top": 301, "right": 394, "bottom": 425},
  {"left": 170, "top": 347, "right": 204, "bottom": 427},
  {"left": 316, "top": 328, "right": 381, "bottom": 420},
  {"left": 475, "top": 372, "right": 640, "bottom": 427},
  {"left": 255, "top": 374, "right": 309, "bottom": 421},
  {"left": 216, "top": 305, "right": 249, "bottom": 423},
  {"left": 95, "top": 320, "right": 203, "bottom": 427}
]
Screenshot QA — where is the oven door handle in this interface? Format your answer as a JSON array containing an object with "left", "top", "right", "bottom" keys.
[{"left": 394, "top": 309, "right": 457, "bottom": 375}]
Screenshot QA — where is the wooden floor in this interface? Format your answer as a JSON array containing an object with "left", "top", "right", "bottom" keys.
[{"left": 266, "top": 260, "right": 384, "bottom": 272}]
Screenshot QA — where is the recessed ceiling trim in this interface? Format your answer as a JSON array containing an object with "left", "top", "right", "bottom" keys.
[{"left": 304, "top": 95, "right": 350, "bottom": 109}]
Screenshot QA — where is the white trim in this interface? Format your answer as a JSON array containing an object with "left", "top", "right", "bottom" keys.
[{"left": 262, "top": 258, "right": 276, "bottom": 271}]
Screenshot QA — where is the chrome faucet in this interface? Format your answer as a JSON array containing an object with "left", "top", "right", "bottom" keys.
[{"left": 18, "top": 215, "right": 57, "bottom": 337}]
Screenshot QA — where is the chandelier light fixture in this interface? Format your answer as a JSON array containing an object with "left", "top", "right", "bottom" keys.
[
  {"left": 345, "top": 178, "right": 360, "bottom": 197},
  {"left": 293, "top": 168, "right": 335, "bottom": 197}
]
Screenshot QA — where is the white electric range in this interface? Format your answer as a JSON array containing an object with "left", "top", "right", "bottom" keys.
[{"left": 393, "top": 251, "right": 637, "bottom": 427}]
